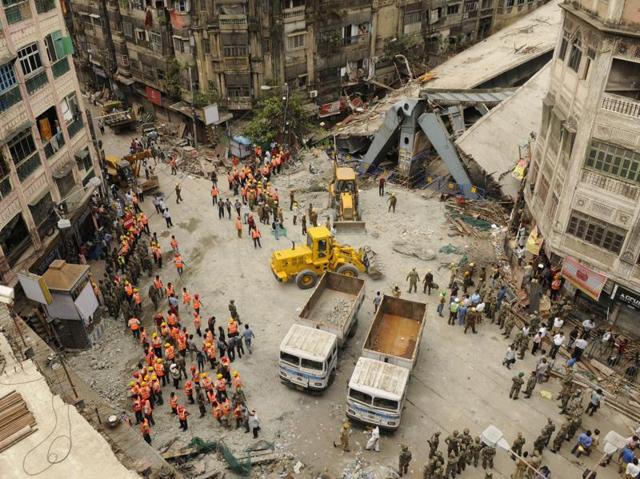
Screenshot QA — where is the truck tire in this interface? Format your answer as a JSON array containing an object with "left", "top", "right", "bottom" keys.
[
  {"left": 296, "top": 270, "right": 318, "bottom": 289},
  {"left": 337, "top": 264, "right": 359, "bottom": 278}
]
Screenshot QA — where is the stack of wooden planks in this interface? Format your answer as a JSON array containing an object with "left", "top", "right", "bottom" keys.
[{"left": 0, "top": 390, "right": 37, "bottom": 453}]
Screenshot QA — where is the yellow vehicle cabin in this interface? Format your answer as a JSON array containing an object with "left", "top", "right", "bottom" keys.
[
  {"left": 270, "top": 226, "right": 367, "bottom": 289},
  {"left": 329, "top": 166, "right": 359, "bottom": 221}
]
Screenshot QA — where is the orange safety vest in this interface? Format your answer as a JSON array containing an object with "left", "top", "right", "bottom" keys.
[
  {"left": 193, "top": 314, "right": 201, "bottom": 329},
  {"left": 193, "top": 297, "right": 201, "bottom": 310},
  {"left": 152, "top": 337, "right": 162, "bottom": 348},
  {"left": 154, "top": 362, "right": 164, "bottom": 377},
  {"left": 228, "top": 320, "right": 238, "bottom": 335},
  {"left": 170, "top": 396, "right": 178, "bottom": 409},
  {"left": 153, "top": 279, "right": 163, "bottom": 290},
  {"left": 124, "top": 284, "right": 134, "bottom": 297},
  {"left": 207, "top": 390, "right": 216, "bottom": 405},
  {"left": 167, "top": 313, "right": 177, "bottom": 326},
  {"left": 213, "top": 404, "right": 223, "bottom": 419},
  {"left": 251, "top": 229, "right": 261, "bottom": 239},
  {"left": 182, "top": 292, "right": 191, "bottom": 305},
  {"left": 202, "top": 377, "right": 212, "bottom": 391},
  {"left": 140, "top": 386, "right": 150, "bottom": 400},
  {"left": 211, "top": 186, "right": 218, "bottom": 197},
  {"left": 184, "top": 381, "right": 193, "bottom": 395},
  {"left": 221, "top": 400, "right": 231, "bottom": 416},
  {"left": 166, "top": 285, "right": 175, "bottom": 297},
  {"left": 128, "top": 318, "right": 140, "bottom": 331},
  {"left": 177, "top": 336, "right": 187, "bottom": 352},
  {"left": 177, "top": 406, "right": 187, "bottom": 420},
  {"left": 143, "top": 400, "right": 153, "bottom": 416},
  {"left": 165, "top": 345, "right": 175, "bottom": 360},
  {"left": 232, "top": 376, "right": 242, "bottom": 390},
  {"left": 140, "top": 420, "right": 151, "bottom": 435},
  {"left": 133, "top": 292, "right": 141, "bottom": 305},
  {"left": 235, "top": 218, "right": 242, "bottom": 231},
  {"left": 234, "top": 405, "right": 243, "bottom": 418},
  {"left": 215, "top": 378, "right": 226, "bottom": 391},
  {"left": 175, "top": 256, "right": 184, "bottom": 268},
  {"left": 140, "top": 330, "right": 147, "bottom": 344},
  {"left": 133, "top": 398, "right": 142, "bottom": 412},
  {"left": 170, "top": 238, "right": 178, "bottom": 250}
]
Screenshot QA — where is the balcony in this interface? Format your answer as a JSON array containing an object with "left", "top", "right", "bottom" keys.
[
  {"left": 226, "top": 96, "right": 252, "bottom": 110},
  {"left": 342, "top": 34, "right": 369, "bottom": 47},
  {"left": 52, "top": 57, "right": 70, "bottom": 79},
  {"left": 35, "top": 0, "right": 55, "bottom": 14},
  {"left": 25, "top": 71, "right": 49, "bottom": 95},
  {"left": 219, "top": 14, "right": 247, "bottom": 30},
  {"left": 0, "top": 175, "right": 12, "bottom": 200},
  {"left": 581, "top": 169, "right": 640, "bottom": 201},
  {"left": 601, "top": 93, "right": 640, "bottom": 119},
  {"left": 16, "top": 152, "right": 42, "bottom": 182},
  {"left": 44, "top": 133, "right": 65, "bottom": 159},
  {"left": 223, "top": 57, "right": 250, "bottom": 71},
  {"left": 67, "top": 118, "right": 84, "bottom": 138},
  {"left": 3, "top": 0, "right": 32, "bottom": 25},
  {"left": 283, "top": 5, "right": 305, "bottom": 21},
  {"left": 0, "top": 86, "right": 21, "bottom": 113}
]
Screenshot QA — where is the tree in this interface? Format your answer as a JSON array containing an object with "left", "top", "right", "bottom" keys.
[
  {"left": 383, "top": 34, "right": 425, "bottom": 65},
  {"left": 163, "top": 59, "right": 182, "bottom": 101},
  {"left": 192, "top": 81, "right": 220, "bottom": 108},
  {"left": 244, "top": 90, "right": 312, "bottom": 146}
]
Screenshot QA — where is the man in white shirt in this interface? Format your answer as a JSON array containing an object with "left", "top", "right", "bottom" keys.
[
  {"left": 582, "top": 318, "right": 596, "bottom": 334},
  {"left": 573, "top": 337, "right": 588, "bottom": 362},
  {"left": 552, "top": 317, "right": 564, "bottom": 333},
  {"left": 550, "top": 333, "right": 565, "bottom": 359},
  {"left": 538, "top": 326, "right": 548, "bottom": 339},
  {"left": 626, "top": 458, "right": 640, "bottom": 477}
]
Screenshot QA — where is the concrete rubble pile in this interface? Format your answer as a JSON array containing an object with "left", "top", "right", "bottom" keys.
[{"left": 326, "top": 300, "right": 351, "bottom": 327}]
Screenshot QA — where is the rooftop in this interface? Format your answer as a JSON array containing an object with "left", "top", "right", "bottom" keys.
[
  {"left": 280, "top": 324, "right": 336, "bottom": 361},
  {"left": 0, "top": 331, "right": 139, "bottom": 478},
  {"left": 335, "top": 0, "right": 561, "bottom": 136},
  {"left": 456, "top": 63, "right": 551, "bottom": 199},
  {"left": 41, "top": 260, "right": 89, "bottom": 292},
  {"left": 348, "top": 357, "right": 410, "bottom": 400}
]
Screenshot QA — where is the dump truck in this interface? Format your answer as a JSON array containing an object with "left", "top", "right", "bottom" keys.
[
  {"left": 279, "top": 272, "right": 365, "bottom": 391},
  {"left": 271, "top": 226, "right": 382, "bottom": 290},
  {"left": 100, "top": 101, "right": 137, "bottom": 133},
  {"left": 346, "top": 296, "right": 427, "bottom": 430},
  {"left": 329, "top": 163, "right": 365, "bottom": 233}
]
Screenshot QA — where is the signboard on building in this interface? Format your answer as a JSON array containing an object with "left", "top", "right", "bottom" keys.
[
  {"left": 611, "top": 284, "right": 640, "bottom": 311},
  {"left": 318, "top": 98, "right": 346, "bottom": 118},
  {"left": 145, "top": 86, "right": 162, "bottom": 106},
  {"left": 561, "top": 256, "right": 607, "bottom": 301},
  {"left": 203, "top": 104, "right": 220, "bottom": 125},
  {"left": 18, "top": 272, "right": 52, "bottom": 305}
]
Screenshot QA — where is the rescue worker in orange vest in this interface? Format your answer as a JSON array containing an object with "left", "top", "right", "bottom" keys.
[
  {"left": 206, "top": 342, "right": 217, "bottom": 369},
  {"left": 166, "top": 282, "right": 175, "bottom": 298},
  {"left": 155, "top": 358, "right": 166, "bottom": 386},
  {"left": 184, "top": 379, "right": 194, "bottom": 404},
  {"left": 151, "top": 244, "right": 162, "bottom": 268},
  {"left": 213, "top": 401, "right": 224, "bottom": 424},
  {"left": 132, "top": 288, "right": 142, "bottom": 313},
  {"left": 228, "top": 318, "right": 239, "bottom": 338},
  {"left": 201, "top": 372, "right": 212, "bottom": 392},
  {"left": 215, "top": 373, "right": 227, "bottom": 402},
  {"left": 193, "top": 312, "right": 202, "bottom": 337},
  {"left": 151, "top": 374, "right": 163, "bottom": 405},
  {"left": 132, "top": 395, "right": 143, "bottom": 424},
  {"left": 167, "top": 312, "right": 178, "bottom": 328},
  {"left": 139, "top": 417, "right": 152, "bottom": 444},
  {"left": 139, "top": 380, "right": 152, "bottom": 406},
  {"left": 182, "top": 288, "right": 191, "bottom": 309},
  {"left": 139, "top": 212, "right": 150, "bottom": 235},
  {"left": 143, "top": 397, "right": 155, "bottom": 425},
  {"left": 235, "top": 216, "right": 243, "bottom": 238},
  {"left": 169, "top": 392, "right": 178, "bottom": 415},
  {"left": 144, "top": 345, "right": 155, "bottom": 366},
  {"left": 234, "top": 402, "right": 248, "bottom": 430},
  {"left": 128, "top": 316, "right": 141, "bottom": 340},
  {"left": 174, "top": 254, "right": 185, "bottom": 276},
  {"left": 151, "top": 333, "right": 162, "bottom": 358},
  {"left": 251, "top": 227, "right": 262, "bottom": 248},
  {"left": 232, "top": 371, "right": 242, "bottom": 390},
  {"left": 139, "top": 327, "right": 148, "bottom": 350},
  {"left": 153, "top": 275, "right": 164, "bottom": 295},
  {"left": 129, "top": 381, "right": 140, "bottom": 398},
  {"left": 124, "top": 282, "right": 134, "bottom": 301},
  {"left": 160, "top": 322, "right": 169, "bottom": 338},
  {"left": 221, "top": 398, "right": 232, "bottom": 428},
  {"left": 164, "top": 342, "right": 175, "bottom": 361},
  {"left": 193, "top": 294, "right": 201, "bottom": 315},
  {"left": 207, "top": 389, "right": 217, "bottom": 407},
  {"left": 211, "top": 185, "right": 219, "bottom": 205},
  {"left": 177, "top": 404, "right": 189, "bottom": 430},
  {"left": 170, "top": 235, "right": 179, "bottom": 253}
]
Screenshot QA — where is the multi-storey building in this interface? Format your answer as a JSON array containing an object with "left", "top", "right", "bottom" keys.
[
  {"left": 0, "top": 0, "right": 101, "bottom": 284},
  {"left": 68, "top": 0, "right": 548, "bottom": 117},
  {"left": 526, "top": 0, "right": 640, "bottom": 329}
]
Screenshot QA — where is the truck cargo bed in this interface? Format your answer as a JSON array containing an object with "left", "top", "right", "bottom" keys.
[
  {"left": 307, "top": 289, "right": 355, "bottom": 327},
  {"left": 370, "top": 314, "right": 421, "bottom": 359}
]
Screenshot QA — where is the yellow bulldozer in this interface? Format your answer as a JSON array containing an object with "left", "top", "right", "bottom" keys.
[
  {"left": 271, "top": 226, "right": 382, "bottom": 289},
  {"left": 329, "top": 163, "right": 366, "bottom": 233},
  {"left": 105, "top": 150, "right": 158, "bottom": 192}
]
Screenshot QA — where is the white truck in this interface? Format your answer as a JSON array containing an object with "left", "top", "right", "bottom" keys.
[
  {"left": 346, "top": 295, "right": 427, "bottom": 430},
  {"left": 279, "top": 272, "right": 365, "bottom": 391}
]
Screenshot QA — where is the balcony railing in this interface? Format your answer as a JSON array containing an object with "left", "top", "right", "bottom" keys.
[
  {"left": 223, "top": 57, "right": 250, "bottom": 70},
  {"left": 226, "top": 96, "right": 252, "bottom": 110},
  {"left": 44, "top": 133, "right": 65, "bottom": 159},
  {"left": 581, "top": 169, "right": 640, "bottom": 201},
  {"left": 25, "top": 71, "right": 48, "bottom": 95},
  {"left": 0, "top": 86, "right": 21, "bottom": 113},
  {"left": 283, "top": 5, "right": 305, "bottom": 21},
  {"left": 67, "top": 117, "right": 83, "bottom": 138},
  {"left": 35, "top": 0, "right": 55, "bottom": 14},
  {"left": 3, "top": 1, "right": 32, "bottom": 24},
  {"left": 219, "top": 14, "right": 247, "bottom": 29},
  {"left": 52, "top": 57, "right": 70, "bottom": 79},
  {"left": 601, "top": 93, "right": 640, "bottom": 119},
  {"left": 342, "top": 33, "right": 369, "bottom": 46},
  {"left": 0, "top": 175, "right": 12, "bottom": 199},
  {"left": 16, "top": 152, "right": 42, "bottom": 182}
]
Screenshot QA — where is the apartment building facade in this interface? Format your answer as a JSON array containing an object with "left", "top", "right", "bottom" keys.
[
  {"left": 526, "top": 0, "right": 640, "bottom": 331},
  {"left": 0, "top": 0, "right": 101, "bottom": 284},
  {"left": 68, "top": 0, "right": 547, "bottom": 118}
]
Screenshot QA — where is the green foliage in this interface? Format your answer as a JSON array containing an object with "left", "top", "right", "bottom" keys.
[
  {"left": 244, "top": 90, "right": 312, "bottom": 145},
  {"left": 163, "top": 59, "right": 182, "bottom": 101},
  {"left": 192, "top": 81, "right": 220, "bottom": 108},
  {"left": 383, "top": 34, "right": 425, "bottom": 63}
]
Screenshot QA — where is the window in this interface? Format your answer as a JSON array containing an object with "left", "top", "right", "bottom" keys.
[
  {"left": 582, "top": 47, "right": 595, "bottom": 80},
  {"left": 222, "top": 45, "right": 248, "bottom": 57},
  {"left": 0, "top": 62, "right": 17, "bottom": 93},
  {"left": 122, "top": 21, "right": 133, "bottom": 38},
  {"left": 373, "top": 397, "right": 399, "bottom": 411},
  {"left": 447, "top": 4, "right": 459, "bottom": 14},
  {"left": 568, "top": 36, "right": 582, "bottom": 72},
  {"left": 121, "top": 54, "right": 129, "bottom": 66},
  {"left": 44, "top": 30, "right": 66, "bottom": 63},
  {"left": 287, "top": 33, "right": 305, "bottom": 50},
  {"left": 175, "top": 0, "right": 189, "bottom": 12},
  {"left": 17, "top": 43, "right": 43, "bottom": 76},
  {"left": 404, "top": 11, "right": 423, "bottom": 25},
  {"left": 536, "top": 174, "right": 550, "bottom": 203},
  {"left": 300, "top": 358, "right": 323, "bottom": 371},
  {"left": 567, "top": 211, "right": 626, "bottom": 254},
  {"left": 505, "top": 0, "right": 514, "bottom": 7},
  {"left": 317, "top": 239, "right": 327, "bottom": 258},
  {"left": 173, "top": 36, "right": 191, "bottom": 54},
  {"left": 8, "top": 129, "right": 37, "bottom": 164},
  {"left": 585, "top": 140, "right": 640, "bottom": 184},
  {"left": 203, "top": 39, "right": 210, "bottom": 55},
  {"left": 547, "top": 193, "right": 559, "bottom": 219},
  {"left": 279, "top": 351, "right": 299, "bottom": 365},
  {"left": 558, "top": 31, "right": 569, "bottom": 60},
  {"left": 148, "top": 32, "right": 162, "bottom": 52},
  {"left": 348, "top": 388, "right": 372, "bottom": 405},
  {"left": 135, "top": 28, "right": 148, "bottom": 43}
]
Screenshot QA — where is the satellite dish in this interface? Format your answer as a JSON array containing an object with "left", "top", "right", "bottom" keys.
[{"left": 57, "top": 218, "right": 71, "bottom": 230}]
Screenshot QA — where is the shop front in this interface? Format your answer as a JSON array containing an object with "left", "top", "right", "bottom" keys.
[{"left": 610, "top": 284, "right": 640, "bottom": 336}]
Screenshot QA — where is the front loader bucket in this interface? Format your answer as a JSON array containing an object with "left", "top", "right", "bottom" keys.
[
  {"left": 334, "top": 221, "right": 367, "bottom": 234},
  {"left": 362, "top": 246, "right": 383, "bottom": 279}
]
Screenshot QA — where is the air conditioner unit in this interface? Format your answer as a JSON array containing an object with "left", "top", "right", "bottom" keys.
[{"left": 309, "top": 90, "right": 318, "bottom": 98}]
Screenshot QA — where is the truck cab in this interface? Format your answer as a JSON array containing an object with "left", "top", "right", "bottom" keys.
[
  {"left": 346, "top": 357, "right": 409, "bottom": 430},
  {"left": 279, "top": 324, "right": 338, "bottom": 391}
]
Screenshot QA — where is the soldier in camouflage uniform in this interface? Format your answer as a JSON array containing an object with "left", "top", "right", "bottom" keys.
[
  {"left": 502, "top": 313, "right": 515, "bottom": 337},
  {"left": 456, "top": 443, "right": 467, "bottom": 474},
  {"left": 445, "top": 431, "right": 460, "bottom": 455},
  {"left": 528, "top": 313, "right": 541, "bottom": 335},
  {"left": 471, "top": 437, "right": 484, "bottom": 467},
  {"left": 511, "top": 432, "right": 525, "bottom": 460},
  {"left": 481, "top": 445, "right": 496, "bottom": 469},
  {"left": 542, "top": 418, "right": 556, "bottom": 447},
  {"left": 533, "top": 433, "right": 547, "bottom": 455},
  {"left": 445, "top": 451, "right": 458, "bottom": 478},
  {"left": 428, "top": 431, "right": 441, "bottom": 458},
  {"left": 550, "top": 421, "right": 570, "bottom": 453},
  {"left": 523, "top": 371, "right": 537, "bottom": 398},
  {"left": 517, "top": 333, "right": 529, "bottom": 360}
]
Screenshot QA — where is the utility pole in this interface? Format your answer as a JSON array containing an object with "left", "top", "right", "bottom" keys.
[
  {"left": 188, "top": 65, "right": 198, "bottom": 149},
  {"left": 282, "top": 82, "right": 290, "bottom": 146}
]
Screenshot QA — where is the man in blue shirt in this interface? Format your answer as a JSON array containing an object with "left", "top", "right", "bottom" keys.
[
  {"left": 571, "top": 430, "right": 593, "bottom": 457},
  {"left": 457, "top": 303, "right": 468, "bottom": 326}
]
